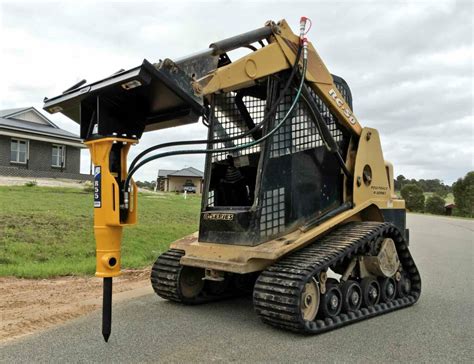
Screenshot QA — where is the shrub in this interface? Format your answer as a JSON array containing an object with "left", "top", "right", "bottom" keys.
[
  {"left": 83, "top": 181, "right": 94, "bottom": 193},
  {"left": 425, "top": 194, "right": 445, "bottom": 215},
  {"left": 24, "top": 180, "right": 37, "bottom": 187},
  {"left": 401, "top": 183, "right": 425, "bottom": 212},
  {"left": 452, "top": 171, "right": 474, "bottom": 217}
]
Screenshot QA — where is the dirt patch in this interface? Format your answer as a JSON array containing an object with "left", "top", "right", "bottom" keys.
[
  {"left": 0, "top": 176, "right": 88, "bottom": 188},
  {"left": 1, "top": 269, "right": 152, "bottom": 343}
]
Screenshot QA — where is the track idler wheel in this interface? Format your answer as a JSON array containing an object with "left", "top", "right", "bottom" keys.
[
  {"left": 179, "top": 266, "right": 205, "bottom": 299},
  {"left": 361, "top": 277, "right": 380, "bottom": 307},
  {"left": 320, "top": 282, "right": 342, "bottom": 318},
  {"left": 341, "top": 280, "right": 362, "bottom": 312},
  {"left": 397, "top": 274, "right": 412, "bottom": 298},
  {"left": 379, "top": 277, "right": 397, "bottom": 302},
  {"left": 300, "top": 278, "right": 320, "bottom": 321}
]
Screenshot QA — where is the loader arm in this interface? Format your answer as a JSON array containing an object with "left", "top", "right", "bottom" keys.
[{"left": 197, "top": 19, "right": 362, "bottom": 136}]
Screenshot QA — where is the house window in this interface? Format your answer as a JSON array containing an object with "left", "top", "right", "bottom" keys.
[
  {"left": 52, "top": 145, "right": 66, "bottom": 168},
  {"left": 10, "top": 139, "right": 28, "bottom": 164}
]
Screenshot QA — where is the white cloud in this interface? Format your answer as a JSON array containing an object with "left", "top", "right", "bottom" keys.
[{"left": 0, "top": 0, "right": 472, "bottom": 183}]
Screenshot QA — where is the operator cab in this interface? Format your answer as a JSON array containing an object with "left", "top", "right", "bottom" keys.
[{"left": 199, "top": 73, "right": 353, "bottom": 246}]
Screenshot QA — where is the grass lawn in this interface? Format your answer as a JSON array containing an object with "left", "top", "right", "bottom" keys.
[
  {"left": 0, "top": 186, "right": 201, "bottom": 278},
  {"left": 396, "top": 191, "right": 455, "bottom": 205},
  {"left": 424, "top": 192, "right": 454, "bottom": 204}
]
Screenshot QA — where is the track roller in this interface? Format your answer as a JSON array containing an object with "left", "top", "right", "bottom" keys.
[
  {"left": 379, "top": 277, "right": 397, "bottom": 302},
  {"left": 341, "top": 280, "right": 362, "bottom": 312},
  {"left": 320, "top": 282, "right": 342, "bottom": 318},
  {"left": 361, "top": 277, "right": 380, "bottom": 307}
]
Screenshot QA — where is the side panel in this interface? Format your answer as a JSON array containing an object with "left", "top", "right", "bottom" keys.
[
  {"left": 353, "top": 128, "right": 391, "bottom": 206},
  {"left": 381, "top": 208, "right": 407, "bottom": 240}
]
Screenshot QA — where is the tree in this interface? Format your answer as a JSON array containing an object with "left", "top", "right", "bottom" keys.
[
  {"left": 433, "top": 187, "right": 448, "bottom": 198},
  {"left": 452, "top": 171, "right": 474, "bottom": 217},
  {"left": 395, "top": 175, "right": 406, "bottom": 191},
  {"left": 425, "top": 194, "right": 445, "bottom": 215},
  {"left": 417, "top": 178, "right": 451, "bottom": 195},
  {"left": 135, "top": 180, "right": 156, "bottom": 190},
  {"left": 401, "top": 184, "right": 425, "bottom": 212}
]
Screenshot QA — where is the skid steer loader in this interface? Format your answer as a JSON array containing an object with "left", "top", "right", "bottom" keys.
[{"left": 43, "top": 17, "right": 421, "bottom": 341}]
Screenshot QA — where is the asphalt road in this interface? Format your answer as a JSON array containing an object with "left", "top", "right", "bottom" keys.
[{"left": 1, "top": 214, "right": 473, "bottom": 363}]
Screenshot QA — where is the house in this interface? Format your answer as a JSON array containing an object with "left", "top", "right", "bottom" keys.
[
  {"left": 444, "top": 203, "right": 456, "bottom": 216},
  {"left": 0, "top": 107, "right": 89, "bottom": 180},
  {"left": 157, "top": 167, "right": 204, "bottom": 194}
]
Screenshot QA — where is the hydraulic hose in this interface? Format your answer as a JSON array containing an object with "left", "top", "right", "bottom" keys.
[
  {"left": 298, "top": 89, "right": 352, "bottom": 179},
  {"left": 128, "top": 46, "right": 303, "bottom": 172},
  {"left": 123, "top": 55, "right": 308, "bottom": 194}
]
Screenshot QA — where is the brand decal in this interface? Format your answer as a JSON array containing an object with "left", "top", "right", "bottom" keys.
[
  {"left": 94, "top": 166, "right": 101, "bottom": 208},
  {"left": 328, "top": 88, "right": 357, "bottom": 125},
  {"left": 203, "top": 213, "right": 234, "bottom": 221},
  {"left": 371, "top": 185, "right": 388, "bottom": 196}
]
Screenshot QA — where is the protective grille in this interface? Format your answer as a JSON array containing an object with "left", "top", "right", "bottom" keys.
[
  {"left": 260, "top": 187, "right": 285, "bottom": 237},
  {"left": 270, "top": 91, "right": 323, "bottom": 158},
  {"left": 309, "top": 86, "right": 344, "bottom": 143},
  {"left": 211, "top": 93, "right": 266, "bottom": 162},
  {"left": 270, "top": 86, "right": 344, "bottom": 158},
  {"left": 208, "top": 190, "right": 214, "bottom": 207},
  {"left": 334, "top": 79, "right": 352, "bottom": 110}
]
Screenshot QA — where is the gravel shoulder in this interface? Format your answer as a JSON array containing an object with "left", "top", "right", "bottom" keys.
[
  {"left": 0, "top": 176, "right": 89, "bottom": 188},
  {"left": 1, "top": 269, "right": 151, "bottom": 343}
]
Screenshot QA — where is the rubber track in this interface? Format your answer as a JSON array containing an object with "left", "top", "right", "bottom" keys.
[
  {"left": 151, "top": 249, "right": 234, "bottom": 304},
  {"left": 253, "top": 221, "right": 422, "bottom": 334},
  {"left": 151, "top": 249, "right": 186, "bottom": 302}
]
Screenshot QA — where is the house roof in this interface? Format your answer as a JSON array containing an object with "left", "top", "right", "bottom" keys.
[
  {"left": 0, "top": 117, "right": 80, "bottom": 139},
  {"left": 0, "top": 107, "right": 28, "bottom": 118},
  {"left": 0, "top": 106, "right": 59, "bottom": 128},
  {"left": 158, "top": 167, "right": 204, "bottom": 178},
  {"left": 0, "top": 107, "right": 82, "bottom": 145},
  {"left": 158, "top": 169, "right": 177, "bottom": 177}
]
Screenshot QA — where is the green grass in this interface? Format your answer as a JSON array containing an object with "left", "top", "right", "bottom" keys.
[
  {"left": 422, "top": 192, "right": 454, "bottom": 204},
  {"left": 396, "top": 191, "right": 455, "bottom": 205},
  {"left": 0, "top": 186, "right": 201, "bottom": 278}
]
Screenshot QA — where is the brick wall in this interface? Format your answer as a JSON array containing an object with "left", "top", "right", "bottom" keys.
[
  {"left": 0, "top": 166, "right": 92, "bottom": 180},
  {"left": 0, "top": 135, "right": 10, "bottom": 166},
  {"left": 0, "top": 135, "right": 88, "bottom": 180}
]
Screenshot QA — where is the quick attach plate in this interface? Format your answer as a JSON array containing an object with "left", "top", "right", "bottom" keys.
[{"left": 43, "top": 59, "right": 204, "bottom": 139}]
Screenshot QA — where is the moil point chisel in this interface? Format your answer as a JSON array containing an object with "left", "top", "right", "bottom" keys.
[{"left": 102, "top": 277, "right": 112, "bottom": 342}]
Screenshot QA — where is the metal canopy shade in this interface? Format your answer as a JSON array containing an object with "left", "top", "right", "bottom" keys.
[{"left": 43, "top": 59, "right": 205, "bottom": 139}]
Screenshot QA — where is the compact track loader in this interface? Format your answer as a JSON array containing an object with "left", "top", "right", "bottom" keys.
[{"left": 43, "top": 18, "right": 421, "bottom": 340}]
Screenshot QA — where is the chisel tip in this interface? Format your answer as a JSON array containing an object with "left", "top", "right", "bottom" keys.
[{"left": 102, "top": 277, "right": 113, "bottom": 343}]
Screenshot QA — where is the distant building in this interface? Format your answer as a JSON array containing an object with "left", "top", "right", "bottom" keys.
[
  {"left": 0, "top": 107, "right": 89, "bottom": 180},
  {"left": 157, "top": 167, "right": 204, "bottom": 194},
  {"left": 444, "top": 203, "right": 456, "bottom": 216}
]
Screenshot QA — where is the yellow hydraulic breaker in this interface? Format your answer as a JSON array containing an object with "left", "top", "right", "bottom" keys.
[{"left": 85, "top": 137, "right": 137, "bottom": 341}]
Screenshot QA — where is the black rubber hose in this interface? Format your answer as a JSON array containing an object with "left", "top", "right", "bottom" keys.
[
  {"left": 299, "top": 85, "right": 352, "bottom": 180},
  {"left": 123, "top": 50, "right": 307, "bottom": 192},
  {"left": 128, "top": 45, "right": 303, "bottom": 172}
]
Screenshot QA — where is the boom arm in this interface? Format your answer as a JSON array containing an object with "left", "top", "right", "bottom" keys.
[{"left": 197, "top": 19, "right": 362, "bottom": 136}]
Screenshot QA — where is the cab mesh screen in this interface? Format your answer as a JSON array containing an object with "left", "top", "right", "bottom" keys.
[
  {"left": 210, "top": 93, "right": 266, "bottom": 162},
  {"left": 270, "top": 87, "right": 344, "bottom": 158}
]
